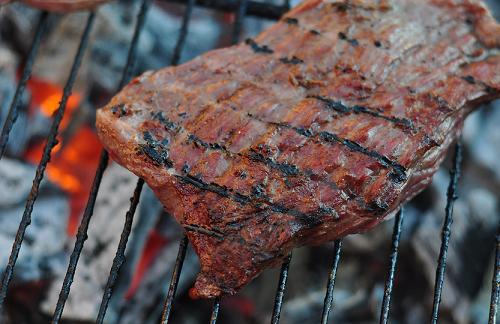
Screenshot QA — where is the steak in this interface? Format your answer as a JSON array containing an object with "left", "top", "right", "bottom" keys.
[{"left": 96, "top": 0, "right": 500, "bottom": 298}]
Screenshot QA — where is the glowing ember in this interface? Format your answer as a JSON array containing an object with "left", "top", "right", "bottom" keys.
[
  {"left": 24, "top": 77, "right": 101, "bottom": 235},
  {"left": 27, "top": 77, "right": 81, "bottom": 128},
  {"left": 24, "top": 127, "right": 102, "bottom": 234}
]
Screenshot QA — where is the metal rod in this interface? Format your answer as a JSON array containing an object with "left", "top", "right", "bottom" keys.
[
  {"left": 321, "top": 239, "right": 343, "bottom": 324},
  {"left": 171, "top": 0, "right": 196, "bottom": 66},
  {"left": 271, "top": 253, "right": 292, "bottom": 324},
  {"left": 0, "top": 12, "right": 49, "bottom": 161},
  {"left": 231, "top": 0, "right": 248, "bottom": 45},
  {"left": 0, "top": 12, "right": 94, "bottom": 313},
  {"left": 160, "top": 0, "right": 286, "bottom": 20},
  {"left": 160, "top": 234, "right": 189, "bottom": 324},
  {"left": 488, "top": 223, "right": 500, "bottom": 324},
  {"left": 210, "top": 297, "right": 221, "bottom": 324},
  {"left": 50, "top": 150, "right": 108, "bottom": 323},
  {"left": 379, "top": 208, "right": 404, "bottom": 324},
  {"left": 50, "top": 0, "right": 152, "bottom": 320},
  {"left": 96, "top": 179, "right": 145, "bottom": 323},
  {"left": 430, "top": 141, "right": 463, "bottom": 324}
]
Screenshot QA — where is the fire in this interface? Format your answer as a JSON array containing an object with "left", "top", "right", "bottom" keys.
[
  {"left": 27, "top": 77, "right": 81, "bottom": 128},
  {"left": 24, "top": 77, "right": 102, "bottom": 235}
]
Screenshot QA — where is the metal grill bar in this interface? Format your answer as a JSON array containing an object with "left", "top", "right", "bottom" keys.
[
  {"left": 210, "top": 297, "right": 221, "bottom": 323},
  {"left": 96, "top": 178, "right": 145, "bottom": 323},
  {"left": 489, "top": 223, "right": 500, "bottom": 324},
  {"left": 161, "top": 0, "right": 287, "bottom": 19},
  {"left": 50, "top": 0, "right": 153, "bottom": 321},
  {"left": 320, "top": 239, "right": 343, "bottom": 324},
  {"left": 379, "top": 208, "right": 404, "bottom": 324},
  {"left": 271, "top": 253, "right": 292, "bottom": 324},
  {"left": 0, "top": 12, "right": 49, "bottom": 161},
  {"left": 161, "top": 234, "right": 189, "bottom": 324},
  {"left": 430, "top": 141, "right": 463, "bottom": 324},
  {"left": 231, "top": 0, "right": 248, "bottom": 44},
  {"left": 171, "top": 0, "right": 196, "bottom": 66},
  {"left": 0, "top": 12, "right": 95, "bottom": 312}
]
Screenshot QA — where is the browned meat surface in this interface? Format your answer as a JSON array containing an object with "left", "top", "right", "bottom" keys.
[
  {"left": 96, "top": 0, "right": 500, "bottom": 298},
  {"left": 17, "top": 0, "right": 110, "bottom": 12}
]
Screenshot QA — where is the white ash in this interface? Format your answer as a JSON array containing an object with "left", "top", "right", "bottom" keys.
[
  {"left": 41, "top": 163, "right": 139, "bottom": 321},
  {"left": 0, "top": 158, "right": 69, "bottom": 283},
  {"left": 463, "top": 100, "right": 500, "bottom": 180},
  {"left": 2, "top": 1, "right": 223, "bottom": 97}
]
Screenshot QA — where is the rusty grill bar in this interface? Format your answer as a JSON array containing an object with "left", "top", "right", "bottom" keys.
[{"left": 0, "top": 0, "right": 497, "bottom": 323}]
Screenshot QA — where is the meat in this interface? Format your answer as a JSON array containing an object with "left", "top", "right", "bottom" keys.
[
  {"left": 15, "top": 0, "right": 110, "bottom": 12},
  {"left": 96, "top": 0, "right": 500, "bottom": 298}
]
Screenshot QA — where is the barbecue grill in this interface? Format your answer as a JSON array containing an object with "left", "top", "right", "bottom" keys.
[{"left": 0, "top": 0, "right": 498, "bottom": 323}]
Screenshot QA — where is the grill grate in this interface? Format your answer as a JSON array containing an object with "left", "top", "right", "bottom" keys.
[
  {"left": 430, "top": 142, "right": 463, "bottom": 324},
  {"left": 321, "top": 239, "right": 343, "bottom": 324},
  {"left": 0, "top": 0, "right": 498, "bottom": 323},
  {"left": 0, "top": 10, "right": 95, "bottom": 311},
  {"left": 379, "top": 209, "right": 404, "bottom": 324},
  {"left": 490, "top": 223, "right": 500, "bottom": 324}
]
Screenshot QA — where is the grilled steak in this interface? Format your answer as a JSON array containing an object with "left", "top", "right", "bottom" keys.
[{"left": 96, "top": 0, "right": 500, "bottom": 298}]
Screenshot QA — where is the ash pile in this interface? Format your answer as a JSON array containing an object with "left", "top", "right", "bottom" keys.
[{"left": 0, "top": 0, "right": 498, "bottom": 323}]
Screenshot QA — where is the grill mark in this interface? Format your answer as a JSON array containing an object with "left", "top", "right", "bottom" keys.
[
  {"left": 138, "top": 131, "right": 173, "bottom": 168},
  {"left": 284, "top": 17, "right": 299, "bottom": 25},
  {"left": 187, "top": 134, "right": 307, "bottom": 178},
  {"left": 318, "top": 132, "right": 407, "bottom": 182},
  {"left": 280, "top": 56, "right": 304, "bottom": 64},
  {"left": 247, "top": 149, "right": 300, "bottom": 176},
  {"left": 309, "top": 95, "right": 414, "bottom": 130},
  {"left": 175, "top": 173, "right": 331, "bottom": 227},
  {"left": 245, "top": 38, "right": 274, "bottom": 54},
  {"left": 246, "top": 113, "right": 407, "bottom": 183},
  {"left": 184, "top": 224, "right": 225, "bottom": 240},
  {"left": 111, "top": 103, "right": 127, "bottom": 117},
  {"left": 154, "top": 112, "right": 330, "bottom": 184},
  {"left": 338, "top": 32, "right": 359, "bottom": 46},
  {"left": 461, "top": 75, "right": 497, "bottom": 94},
  {"left": 152, "top": 111, "right": 182, "bottom": 132},
  {"left": 135, "top": 133, "right": 339, "bottom": 225}
]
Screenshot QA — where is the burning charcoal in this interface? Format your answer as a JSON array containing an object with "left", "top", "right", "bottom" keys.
[
  {"left": 0, "top": 158, "right": 69, "bottom": 283},
  {"left": 41, "top": 163, "right": 139, "bottom": 320},
  {"left": 88, "top": 2, "right": 223, "bottom": 96},
  {"left": 405, "top": 168, "right": 498, "bottom": 323}
]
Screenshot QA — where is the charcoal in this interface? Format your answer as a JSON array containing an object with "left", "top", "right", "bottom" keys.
[
  {"left": 0, "top": 158, "right": 69, "bottom": 283},
  {"left": 41, "top": 163, "right": 139, "bottom": 320}
]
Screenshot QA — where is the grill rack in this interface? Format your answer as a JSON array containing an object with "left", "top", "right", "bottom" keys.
[{"left": 0, "top": 0, "right": 498, "bottom": 323}]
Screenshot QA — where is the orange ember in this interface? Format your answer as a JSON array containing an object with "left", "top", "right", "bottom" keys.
[
  {"left": 27, "top": 77, "right": 81, "bottom": 129},
  {"left": 24, "top": 127, "right": 102, "bottom": 235},
  {"left": 24, "top": 77, "right": 102, "bottom": 235}
]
